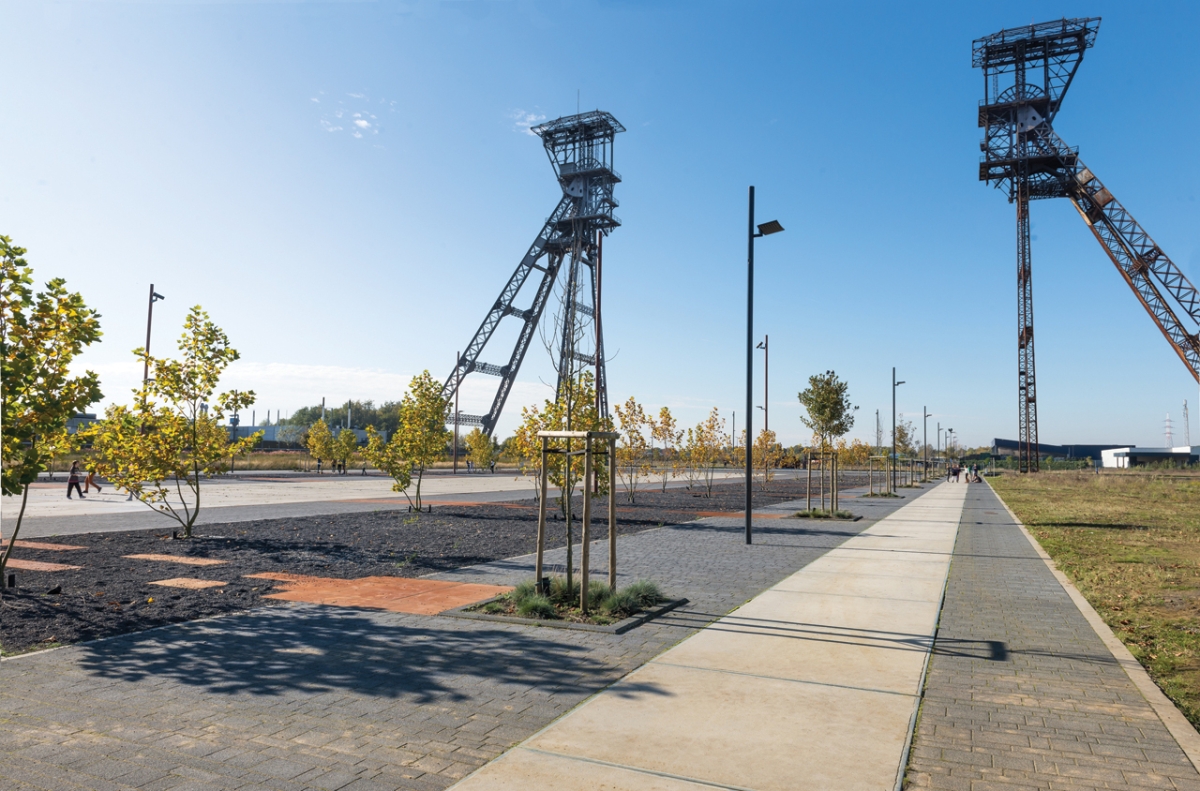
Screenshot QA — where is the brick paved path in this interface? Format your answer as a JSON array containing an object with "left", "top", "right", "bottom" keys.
[
  {"left": 905, "top": 484, "right": 1200, "bottom": 791},
  {"left": 0, "top": 488, "right": 918, "bottom": 791}
]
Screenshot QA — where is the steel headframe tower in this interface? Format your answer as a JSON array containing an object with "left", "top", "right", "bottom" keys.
[
  {"left": 443, "top": 111, "right": 625, "bottom": 435},
  {"left": 974, "top": 17, "right": 1200, "bottom": 473}
]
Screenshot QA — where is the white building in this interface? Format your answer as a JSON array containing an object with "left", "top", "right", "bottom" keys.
[{"left": 1101, "top": 446, "right": 1200, "bottom": 468}]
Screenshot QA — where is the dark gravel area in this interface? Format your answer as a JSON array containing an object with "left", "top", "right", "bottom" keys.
[{"left": 1, "top": 475, "right": 858, "bottom": 654}]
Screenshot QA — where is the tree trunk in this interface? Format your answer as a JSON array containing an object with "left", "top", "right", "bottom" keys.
[{"left": 0, "top": 484, "right": 32, "bottom": 580}]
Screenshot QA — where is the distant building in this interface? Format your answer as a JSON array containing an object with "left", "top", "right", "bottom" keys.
[
  {"left": 991, "top": 438, "right": 1128, "bottom": 461},
  {"left": 1100, "top": 446, "right": 1200, "bottom": 468},
  {"left": 66, "top": 413, "right": 97, "bottom": 434}
]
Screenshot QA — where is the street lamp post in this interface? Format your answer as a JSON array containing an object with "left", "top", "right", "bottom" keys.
[
  {"left": 923, "top": 408, "right": 933, "bottom": 481},
  {"left": 937, "top": 423, "right": 942, "bottom": 470},
  {"left": 745, "top": 186, "right": 784, "bottom": 546},
  {"left": 143, "top": 285, "right": 166, "bottom": 386},
  {"left": 892, "top": 367, "right": 905, "bottom": 492}
]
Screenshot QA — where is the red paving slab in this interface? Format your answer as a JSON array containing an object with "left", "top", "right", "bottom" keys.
[
  {"left": 10, "top": 540, "right": 86, "bottom": 551},
  {"left": 148, "top": 578, "right": 227, "bottom": 590},
  {"left": 6, "top": 559, "right": 82, "bottom": 572},
  {"left": 124, "top": 553, "right": 227, "bottom": 566},
  {"left": 244, "top": 573, "right": 510, "bottom": 615}
]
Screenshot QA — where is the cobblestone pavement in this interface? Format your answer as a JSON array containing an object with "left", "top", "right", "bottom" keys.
[
  {"left": 0, "top": 487, "right": 921, "bottom": 791},
  {"left": 905, "top": 484, "right": 1200, "bottom": 791}
]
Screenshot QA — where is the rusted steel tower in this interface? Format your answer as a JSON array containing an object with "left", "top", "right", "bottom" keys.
[
  {"left": 443, "top": 111, "right": 624, "bottom": 435},
  {"left": 974, "top": 18, "right": 1200, "bottom": 472}
]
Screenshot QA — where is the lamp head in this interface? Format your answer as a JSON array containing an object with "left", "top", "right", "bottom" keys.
[{"left": 756, "top": 219, "right": 784, "bottom": 236}]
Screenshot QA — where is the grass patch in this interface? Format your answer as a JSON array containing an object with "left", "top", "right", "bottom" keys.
[
  {"left": 990, "top": 471, "right": 1200, "bottom": 727},
  {"left": 793, "top": 508, "right": 855, "bottom": 520},
  {"left": 470, "top": 576, "right": 666, "bottom": 626}
]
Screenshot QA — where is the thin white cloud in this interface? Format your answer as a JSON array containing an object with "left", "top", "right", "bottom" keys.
[{"left": 313, "top": 91, "right": 387, "bottom": 141}]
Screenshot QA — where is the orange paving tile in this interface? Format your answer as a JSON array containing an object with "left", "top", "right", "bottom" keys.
[
  {"left": 148, "top": 578, "right": 227, "bottom": 589},
  {"left": 249, "top": 573, "right": 510, "bottom": 614},
  {"left": 244, "top": 572, "right": 322, "bottom": 584},
  {"left": 124, "top": 553, "right": 227, "bottom": 566},
  {"left": 11, "top": 540, "right": 86, "bottom": 551},
  {"left": 5, "top": 559, "right": 82, "bottom": 572}
]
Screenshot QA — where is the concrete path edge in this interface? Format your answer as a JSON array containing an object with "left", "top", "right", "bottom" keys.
[{"left": 987, "top": 479, "right": 1200, "bottom": 773}]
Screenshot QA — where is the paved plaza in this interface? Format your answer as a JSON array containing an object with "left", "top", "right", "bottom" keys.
[
  {"left": 4, "top": 481, "right": 1200, "bottom": 790},
  {"left": 6, "top": 470, "right": 748, "bottom": 538},
  {"left": 0, "top": 487, "right": 896, "bottom": 791}
]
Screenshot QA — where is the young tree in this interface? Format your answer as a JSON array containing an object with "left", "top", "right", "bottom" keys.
[
  {"left": 613, "top": 396, "right": 650, "bottom": 503},
  {"left": 1, "top": 238, "right": 103, "bottom": 577},
  {"left": 464, "top": 427, "right": 495, "bottom": 471},
  {"left": 798, "top": 371, "right": 857, "bottom": 450},
  {"left": 334, "top": 428, "right": 359, "bottom": 471},
  {"left": 362, "top": 425, "right": 413, "bottom": 504},
  {"left": 893, "top": 417, "right": 918, "bottom": 457},
  {"left": 649, "top": 406, "right": 681, "bottom": 493},
  {"left": 88, "top": 307, "right": 259, "bottom": 538},
  {"left": 836, "top": 437, "right": 873, "bottom": 466},
  {"left": 510, "top": 371, "right": 610, "bottom": 507},
  {"left": 753, "top": 428, "right": 780, "bottom": 489},
  {"left": 276, "top": 424, "right": 306, "bottom": 449},
  {"left": 401, "top": 371, "right": 451, "bottom": 508},
  {"left": 306, "top": 419, "right": 335, "bottom": 471},
  {"left": 685, "top": 408, "right": 726, "bottom": 497}
]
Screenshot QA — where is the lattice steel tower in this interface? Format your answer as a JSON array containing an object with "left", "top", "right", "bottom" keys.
[
  {"left": 444, "top": 111, "right": 624, "bottom": 435},
  {"left": 975, "top": 18, "right": 1200, "bottom": 473}
]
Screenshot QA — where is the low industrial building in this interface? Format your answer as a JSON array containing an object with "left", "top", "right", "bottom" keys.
[
  {"left": 991, "top": 439, "right": 1129, "bottom": 461},
  {"left": 1100, "top": 446, "right": 1200, "bottom": 468}
]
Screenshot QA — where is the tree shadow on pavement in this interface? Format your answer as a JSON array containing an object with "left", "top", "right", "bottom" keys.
[{"left": 76, "top": 605, "right": 670, "bottom": 704}]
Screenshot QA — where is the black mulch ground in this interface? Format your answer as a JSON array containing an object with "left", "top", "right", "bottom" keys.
[{"left": 1, "top": 475, "right": 859, "bottom": 655}]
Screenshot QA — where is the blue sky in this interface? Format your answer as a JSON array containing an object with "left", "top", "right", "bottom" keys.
[{"left": 4, "top": 0, "right": 1200, "bottom": 449}]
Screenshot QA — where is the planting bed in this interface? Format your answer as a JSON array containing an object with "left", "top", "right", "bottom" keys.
[{"left": 1, "top": 475, "right": 852, "bottom": 654}]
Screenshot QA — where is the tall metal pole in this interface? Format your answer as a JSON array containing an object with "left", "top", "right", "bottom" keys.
[
  {"left": 143, "top": 284, "right": 156, "bottom": 386},
  {"left": 453, "top": 351, "right": 461, "bottom": 474},
  {"left": 892, "top": 367, "right": 897, "bottom": 492},
  {"left": 745, "top": 186, "right": 755, "bottom": 545},
  {"left": 923, "top": 407, "right": 928, "bottom": 480}
]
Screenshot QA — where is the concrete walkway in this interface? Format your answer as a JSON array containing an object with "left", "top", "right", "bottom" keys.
[{"left": 451, "top": 482, "right": 968, "bottom": 791}]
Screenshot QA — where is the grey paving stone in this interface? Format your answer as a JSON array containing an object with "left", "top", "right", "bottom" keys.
[
  {"left": 1, "top": 485, "right": 919, "bottom": 791},
  {"left": 903, "top": 484, "right": 1200, "bottom": 790}
]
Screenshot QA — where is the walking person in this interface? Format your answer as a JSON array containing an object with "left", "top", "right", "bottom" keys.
[
  {"left": 66, "top": 461, "right": 85, "bottom": 499},
  {"left": 84, "top": 466, "right": 102, "bottom": 494}
]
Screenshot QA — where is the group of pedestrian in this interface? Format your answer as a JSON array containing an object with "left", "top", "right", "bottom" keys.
[
  {"left": 315, "top": 459, "right": 349, "bottom": 475},
  {"left": 946, "top": 463, "right": 983, "bottom": 484},
  {"left": 66, "top": 461, "right": 102, "bottom": 499}
]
